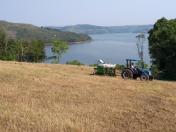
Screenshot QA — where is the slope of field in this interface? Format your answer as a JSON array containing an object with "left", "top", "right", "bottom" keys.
[{"left": 0, "top": 61, "right": 176, "bottom": 132}]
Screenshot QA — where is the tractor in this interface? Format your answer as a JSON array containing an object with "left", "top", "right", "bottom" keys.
[
  {"left": 121, "top": 33, "right": 153, "bottom": 81},
  {"left": 121, "top": 59, "right": 153, "bottom": 81}
]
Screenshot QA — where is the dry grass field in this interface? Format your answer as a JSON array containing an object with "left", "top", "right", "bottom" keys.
[{"left": 0, "top": 61, "right": 176, "bottom": 132}]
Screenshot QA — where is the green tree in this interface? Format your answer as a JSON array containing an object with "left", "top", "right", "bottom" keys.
[
  {"left": 15, "top": 40, "right": 45, "bottom": 62},
  {"left": 0, "top": 28, "right": 15, "bottom": 60},
  {"left": 15, "top": 40, "right": 28, "bottom": 62},
  {"left": 148, "top": 18, "right": 176, "bottom": 80},
  {"left": 24, "top": 40, "right": 45, "bottom": 62},
  {"left": 31, "top": 40, "right": 45, "bottom": 62},
  {"left": 52, "top": 40, "right": 69, "bottom": 62},
  {"left": 5, "top": 39, "right": 16, "bottom": 60},
  {"left": 151, "top": 64, "right": 160, "bottom": 79},
  {"left": 135, "top": 61, "right": 148, "bottom": 69},
  {"left": 0, "top": 28, "right": 7, "bottom": 59}
]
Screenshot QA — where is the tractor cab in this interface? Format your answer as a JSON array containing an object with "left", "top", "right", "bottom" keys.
[
  {"left": 126, "top": 59, "right": 138, "bottom": 68},
  {"left": 121, "top": 59, "right": 153, "bottom": 81}
]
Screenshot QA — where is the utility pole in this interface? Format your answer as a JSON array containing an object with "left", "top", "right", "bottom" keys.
[{"left": 136, "top": 33, "right": 145, "bottom": 68}]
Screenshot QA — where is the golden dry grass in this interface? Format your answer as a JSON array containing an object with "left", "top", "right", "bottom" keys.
[{"left": 0, "top": 61, "right": 176, "bottom": 132}]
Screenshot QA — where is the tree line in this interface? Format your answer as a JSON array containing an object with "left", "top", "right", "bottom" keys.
[
  {"left": 0, "top": 27, "right": 69, "bottom": 63},
  {"left": 0, "top": 28, "right": 45, "bottom": 62}
]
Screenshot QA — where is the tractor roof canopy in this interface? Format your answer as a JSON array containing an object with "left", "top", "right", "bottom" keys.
[{"left": 126, "top": 59, "right": 140, "bottom": 62}]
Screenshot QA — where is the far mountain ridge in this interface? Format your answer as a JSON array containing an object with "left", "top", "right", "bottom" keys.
[{"left": 51, "top": 24, "right": 153, "bottom": 34}]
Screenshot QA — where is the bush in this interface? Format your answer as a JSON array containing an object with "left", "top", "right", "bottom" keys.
[
  {"left": 66, "top": 60, "right": 84, "bottom": 66},
  {"left": 116, "top": 64, "right": 125, "bottom": 71},
  {"left": 151, "top": 64, "right": 160, "bottom": 79}
]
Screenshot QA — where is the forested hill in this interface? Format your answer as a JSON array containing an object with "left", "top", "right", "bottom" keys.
[
  {"left": 54, "top": 24, "right": 153, "bottom": 34},
  {"left": 0, "top": 21, "right": 91, "bottom": 43}
]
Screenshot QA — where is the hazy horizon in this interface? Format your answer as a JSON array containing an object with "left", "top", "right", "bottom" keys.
[
  {"left": 0, "top": 19, "right": 154, "bottom": 27},
  {"left": 0, "top": 0, "right": 175, "bottom": 27}
]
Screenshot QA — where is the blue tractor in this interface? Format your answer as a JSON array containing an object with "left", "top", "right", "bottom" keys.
[
  {"left": 121, "top": 33, "right": 153, "bottom": 81},
  {"left": 121, "top": 59, "right": 153, "bottom": 81}
]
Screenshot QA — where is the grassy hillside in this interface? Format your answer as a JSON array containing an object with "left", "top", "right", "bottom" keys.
[
  {"left": 54, "top": 24, "right": 153, "bottom": 34},
  {"left": 0, "top": 61, "right": 176, "bottom": 132},
  {"left": 0, "top": 21, "right": 91, "bottom": 42}
]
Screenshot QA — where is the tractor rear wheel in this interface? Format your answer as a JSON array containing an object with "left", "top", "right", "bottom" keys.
[
  {"left": 140, "top": 74, "right": 149, "bottom": 81},
  {"left": 121, "top": 69, "right": 133, "bottom": 79}
]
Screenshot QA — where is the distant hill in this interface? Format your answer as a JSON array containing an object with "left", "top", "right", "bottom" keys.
[
  {"left": 0, "top": 21, "right": 91, "bottom": 43},
  {"left": 53, "top": 24, "right": 153, "bottom": 34}
]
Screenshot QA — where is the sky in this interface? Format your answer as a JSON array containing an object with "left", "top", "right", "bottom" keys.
[{"left": 0, "top": 0, "right": 175, "bottom": 26}]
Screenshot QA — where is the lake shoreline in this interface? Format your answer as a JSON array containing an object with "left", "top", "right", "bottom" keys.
[
  {"left": 45, "top": 33, "right": 150, "bottom": 65},
  {"left": 44, "top": 39, "right": 93, "bottom": 46}
]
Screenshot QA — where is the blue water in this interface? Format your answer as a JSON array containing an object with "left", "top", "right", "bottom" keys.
[{"left": 45, "top": 33, "right": 150, "bottom": 65}]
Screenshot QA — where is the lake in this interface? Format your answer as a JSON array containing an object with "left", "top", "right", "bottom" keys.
[{"left": 45, "top": 33, "right": 150, "bottom": 65}]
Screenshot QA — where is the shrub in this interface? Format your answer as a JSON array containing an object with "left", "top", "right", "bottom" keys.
[{"left": 66, "top": 60, "right": 84, "bottom": 66}]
